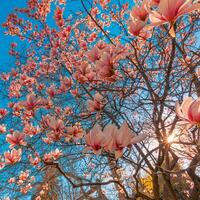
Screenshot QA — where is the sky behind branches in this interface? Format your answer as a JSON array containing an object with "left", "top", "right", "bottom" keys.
[{"left": 0, "top": 0, "right": 27, "bottom": 71}]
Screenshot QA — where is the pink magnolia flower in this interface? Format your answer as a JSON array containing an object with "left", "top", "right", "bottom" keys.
[
  {"left": 130, "top": 1, "right": 149, "bottom": 21},
  {"left": 54, "top": 6, "right": 64, "bottom": 27},
  {"left": 74, "top": 62, "right": 95, "bottom": 83},
  {"left": 84, "top": 125, "right": 105, "bottom": 155},
  {"left": 149, "top": 0, "right": 200, "bottom": 37},
  {"left": 8, "top": 178, "right": 15, "bottom": 184},
  {"left": 96, "top": 52, "right": 115, "bottom": 79},
  {"left": 101, "top": 124, "right": 117, "bottom": 151},
  {"left": 4, "top": 149, "right": 22, "bottom": 164},
  {"left": 151, "top": 0, "right": 160, "bottom": 6},
  {"left": 66, "top": 124, "right": 84, "bottom": 140},
  {"left": 46, "top": 116, "right": 65, "bottom": 133},
  {"left": 9, "top": 81, "right": 21, "bottom": 98},
  {"left": 59, "top": 76, "right": 72, "bottom": 93},
  {"left": 51, "top": 148, "right": 62, "bottom": 160},
  {"left": 45, "top": 116, "right": 65, "bottom": 141},
  {"left": 21, "top": 93, "right": 42, "bottom": 111},
  {"left": 29, "top": 155, "right": 41, "bottom": 166},
  {"left": 0, "top": 124, "right": 6, "bottom": 134},
  {"left": 46, "top": 84, "right": 57, "bottom": 97},
  {"left": 20, "top": 183, "right": 32, "bottom": 194},
  {"left": 87, "top": 93, "right": 105, "bottom": 112},
  {"left": 43, "top": 153, "right": 52, "bottom": 163},
  {"left": 0, "top": 109, "right": 8, "bottom": 118},
  {"left": 1, "top": 73, "right": 10, "bottom": 81},
  {"left": 106, "top": 122, "right": 147, "bottom": 159},
  {"left": 23, "top": 123, "right": 40, "bottom": 137},
  {"left": 128, "top": 20, "right": 146, "bottom": 36},
  {"left": 19, "top": 170, "right": 29, "bottom": 181},
  {"left": 6, "top": 131, "right": 26, "bottom": 148},
  {"left": 87, "top": 46, "right": 100, "bottom": 62},
  {"left": 176, "top": 97, "right": 200, "bottom": 127}
]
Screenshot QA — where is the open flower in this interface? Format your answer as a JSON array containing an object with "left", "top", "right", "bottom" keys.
[
  {"left": 106, "top": 122, "right": 147, "bottom": 159},
  {"left": 84, "top": 125, "right": 105, "bottom": 155},
  {"left": 0, "top": 124, "right": 6, "bottom": 134},
  {"left": 96, "top": 52, "right": 115, "bottom": 79},
  {"left": 176, "top": 97, "right": 200, "bottom": 127},
  {"left": 21, "top": 93, "right": 42, "bottom": 111},
  {"left": 128, "top": 20, "right": 146, "bottom": 36},
  {"left": 84, "top": 122, "right": 147, "bottom": 158},
  {"left": 149, "top": 0, "right": 200, "bottom": 37},
  {"left": 130, "top": 0, "right": 149, "bottom": 21},
  {"left": 66, "top": 124, "right": 84, "bottom": 140},
  {"left": 6, "top": 131, "right": 26, "bottom": 148},
  {"left": 4, "top": 149, "right": 22, "bottom": 164},
  {"left": 51, "top": 148, "right": 62, "bottom": 160},
  {"left": 87, "top": 93, "right": 105, "bottom": 112}
]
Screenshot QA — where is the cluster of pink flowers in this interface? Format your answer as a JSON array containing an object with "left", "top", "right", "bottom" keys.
[
  {"left": 86, "top": 42, "right": 128, "bottom": 82},
  {"left": 41, "top": 115, "right": 84, "bottom": 143},
  {"left": 128, "top": 0, "right": 200, "bottom": 37},
  {"left": 84, "top": 122, "right": 147, "bottom": 159},
  {"left": 8, "top": 170, "right": 35, "bottom": 194},
  {"left": 54, "top": 6, "right": 64, "bottom": 27},
  {"left": 43, "top": 148, "right": 62, "bottom": 162},
  {"left": 176, "top": 97, "right": 200, "bottom": 128}
]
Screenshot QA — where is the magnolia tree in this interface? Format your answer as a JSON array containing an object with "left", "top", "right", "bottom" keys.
[{"left": 0, "top": 0, "right": 200, "bottom": 199}]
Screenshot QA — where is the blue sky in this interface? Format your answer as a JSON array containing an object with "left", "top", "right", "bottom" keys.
[{"left": 0, "top": 0, "right": 27, "bottom": 71}]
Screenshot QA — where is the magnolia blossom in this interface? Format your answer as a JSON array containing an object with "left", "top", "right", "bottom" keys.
[
  {"left": 51, "top": 148, "right": 62, "bottom": 160},
  {"left": 87, "top": 93, "right": 105, "bottom": 112},
  {"left": 0, "top": 109, "right": 8, "bottom": 118},
  {"left": 43, "top": 153, "right": 53, "bottom": 163},
  {"left": 129, "top": 1, "right": 149, "bottom": 36},
  {"left": 104, "top": 122, "right": 147, "bottom": 159},
  {"left": 23, "top": 123, "right": 40, "bottom": 137},
  {"left": 87, "top": 46, "right": 100, "bottom": 62},
  {"left": 176, "top": 97, "right": 200, "bottom": 127},
  {"left": 128, "top": 20, "right": 146, "bottom": 36},
  {"left": 19, "top": 170, "right": 29, "bottom": 181},
  {"left": 21, "top": 93, "right": 42, "bottom": 111},
  {"left": 84, "top": 122, "right": 147, "bottom": 158},
  {"left": 130, "top": 1, "right": 149, "bottom": 21},
  {"left": 46, "top": 115, "right": 65, "bottom": 133},
  {"left": 29, "top": 155, "right": 41, "bottom": 166},
  {"left": 74, "top": 62, "right": 95, "bottom": 83},
  {"left": 149, "top": 0, "right": 200, "bottom": 37},
  {"left": 43, "top": 149, "right": 62, "bottom": 162},
  {"left": 66, "top": 124, "right": 83, "bottom": 140},
  {"left": 6, "top": 131, "right": 26, "bottom": 148},
  {"left": 96, "top": 52, "right": 115, "bottom": 78},
  {"left": 85, "top": 125, "right": 106, "bottom": 155},
  {"left": 4, "top": 149, "right": 22, "bottom": 164},
  {"left": 0, "top": 124, "right": 6, "bottom": 134},
  {"left": 8, "top": 178, "right": 15, "bottom": 184},
  {"left": 46, "top": 84, "right": 57, "bottom": 97}
]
